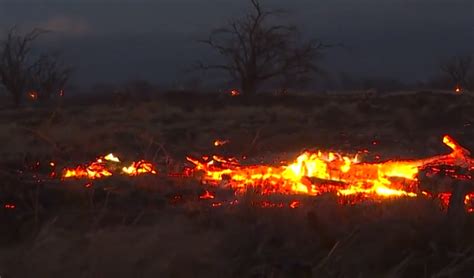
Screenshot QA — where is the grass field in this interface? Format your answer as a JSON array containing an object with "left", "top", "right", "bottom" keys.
[{"left": 0, "top": 91, "right": 473, "bottom": 277}]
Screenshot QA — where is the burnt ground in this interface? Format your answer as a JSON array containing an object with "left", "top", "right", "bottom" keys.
[{"left": 0, "top": 91, "right": 473, "bottom": 277}]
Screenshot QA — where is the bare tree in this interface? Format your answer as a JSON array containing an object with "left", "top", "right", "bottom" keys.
[
  {"left": 30, "top": 53, "right": 71, "bottom": 102},
  {"left": 440, "top": 55, "right": 472, "bottom": 90},
  {"left": 0, "top": 27, "right": 45, "bottom": 106},
  {"left": 197, "top": 0, "right": 329, "bottom": 95}
]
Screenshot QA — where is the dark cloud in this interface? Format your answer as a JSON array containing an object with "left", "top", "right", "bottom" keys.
[{"left": 0, "top": 0, "right": 472, "bottom": 85}]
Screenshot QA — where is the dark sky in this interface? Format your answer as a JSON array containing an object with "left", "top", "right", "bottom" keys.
[{"left": 1, "top": 0, "right": 473, "bottom": 87}]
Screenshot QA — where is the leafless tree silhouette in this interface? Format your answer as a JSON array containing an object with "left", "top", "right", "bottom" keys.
[
  {"left": 197, "top": 0, "right": 330, "bottom": 95},
  {"left": 440, "top": 55, "right": 472, "bottom": 90},
  {"left": 30, "top": 53, "right": 71, "bottom": 102},
  {"left": 0, "top": 27, "right": 45, "bottom": 106}
]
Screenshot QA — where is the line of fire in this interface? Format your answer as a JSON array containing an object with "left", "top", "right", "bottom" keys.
[{"left": 51, "top": 135, "right": 473, "bottom": 212}]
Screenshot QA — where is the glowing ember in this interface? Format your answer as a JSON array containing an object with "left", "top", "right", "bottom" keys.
[
  {"left": 63, "top": 154, "right": 156, "bottom": 179},
  {"left": 28, "top": 91, "right": 38, "bottom": 100},
  {"left": 200, "top": 190, "right": 215, "bottom": 199},
  {"left": 289, "top": 200, "right": 301, "bottom": 209},
  {"left": 4, "top": 204, "right": 16, "bottom": 209},
  {"left": 454, "top": 86, "right": 462, "bottom": 94},
  {"left": 63, "top": 161, "right": 113, "bottom": 179},
  {"left": 230, "top": 89, "right": 240, "bottom": 96},
  {"left": 214, "top": 139, "right": 230, "bottom": 147},
  {"left": 122, "top": 160, "right": 157, "bottom": 176}
]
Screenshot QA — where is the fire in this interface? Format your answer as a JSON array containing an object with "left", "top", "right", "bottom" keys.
[
  {"left": 28, "top": 91, "right": 38, "bottom": 100},
  {"left": 63, "top": 153, "right": 156, "bottom": 179},
  {"left": 454, "top": 86, "right": 462, "bottom": 94},
  {"left": 58, "top": 135, "right": 473, "bottom": 211},
  {"left": 230, "top": 89, "right": 240, "bottom": 96},
  {"left": 104, "top": 153, "right": 120, "bottom": 163},
  {"left": 289, "top": 200, "right": 301, "bottom": 209},
  {"left": 214, "top": 139, "right": 229, "bottom": 147},
  {"left": 122, "top": 160, "right": 157, "bottom": 176},
  {"left": 63, "top": 160, "right": 113, "bottom": 179},
  {"left": 4, "top": 204, "right": 16, "bottom": 209},
  {"left": 186, "top": 135, "right": 473, "bottom": 200},
  {"left": 199, "top": 190, "right": 215, "bottom": 199}
]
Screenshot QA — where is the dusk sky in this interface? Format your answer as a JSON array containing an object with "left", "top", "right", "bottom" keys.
[{"left": 1, "top": 0, "right": 473, "bottom": 87}]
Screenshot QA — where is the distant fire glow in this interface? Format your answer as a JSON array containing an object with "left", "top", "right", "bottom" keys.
[
  {"left": 455, "top": 86, "right": 462, "bottom": 94},
  {"left": 230, "top": 89, "right": 240, "bottom": 96},
  {"left": 4, "top": 204, "right": 16, "bottom": 209},
  {"left": 28, "top": 91, "right": 38, "bottom": 100}
]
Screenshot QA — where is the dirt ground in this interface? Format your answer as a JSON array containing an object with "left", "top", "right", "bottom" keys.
[{"left": 0, "top": 91, "right": 473, "bottom": 277}]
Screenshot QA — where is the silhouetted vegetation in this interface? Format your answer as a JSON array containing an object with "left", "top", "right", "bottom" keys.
[
  {"left": 197, "top": 0, "right": 330, "bottom": 96},
  {"left": 440, "top": 55, "right": 473, "bottom": 90},
  {"left": 0, "top": 27, "right": 70, "bottom": 106}
]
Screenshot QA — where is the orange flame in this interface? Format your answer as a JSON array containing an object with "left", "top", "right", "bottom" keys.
[
  {"left": 289, "top": 200, "right": 301, "bottom": 209},
  {"left": 122, "top": 160, "right": 157, "bottom": 176},
  {"left": 59, "top": 136, "right": 474, "bottom": 211},
  {"left": 63, "top": 154, "right": 156, "bottom": 179},
  {"left": 199, "top": 190, "right": 215, "bottom": 199},
  {"left": 104, "top": 153, "right": 120, "bottom": 163},
  {"left": 63, "top": 161, "right": 113, "bottom": 179},
  {"left": 214, "top": 139, "right": 230, "bottom": 147},
  {"left": 186, "top": 136, "right": 473, "bottom": 200}
]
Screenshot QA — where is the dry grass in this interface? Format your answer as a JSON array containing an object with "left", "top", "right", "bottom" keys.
[{"left": 0, "top": 91, "right": 473, "bottom": 277}]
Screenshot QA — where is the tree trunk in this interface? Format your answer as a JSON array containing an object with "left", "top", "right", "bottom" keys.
[
  {"left": 12, "top": 90, "right": 22, "bottom": 107},
  {"left": 241, "top": 78, "right": 257, "bottom": 96},
  {"left": 38, "top": 90, "right": 52, "bottom": 103}
]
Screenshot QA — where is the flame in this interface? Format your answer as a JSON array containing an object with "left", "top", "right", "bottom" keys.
[
  {"left": 289, "top": 200, "right": 301, "bottom": 209},
  {"left": 122, "top": 160, "right": 157, "bottom": 176},
  {"left": 230, "top": 89, "right": 240, "bottom": 96},
  {"left": 63, "top": 154, "right": 156, "bottom": 179},
  {"left": 63, "top": 161, "right": 113, "bottom": 179},
  {"left": 104, "top": 153, "right": 120, "bottom": 163},
  {"left": 199, "top": 190, "right": 215, "bottom": 199},
  {"left": 186, "top": 136, "right": 473, "bottom": 200},
  {"left": 214, "top": 139, "right": 230, "bottom": 147},
  {"left": 59, "top": 136, "right": 474, "bottom": 212}
]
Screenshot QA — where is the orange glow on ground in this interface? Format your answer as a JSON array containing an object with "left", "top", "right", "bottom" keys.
[
  {"left": 186, "top": 135, "right": 473, "bottom": 201},
  {"left": 60, "top": 135, "right": 473, "bottom": 211}
]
